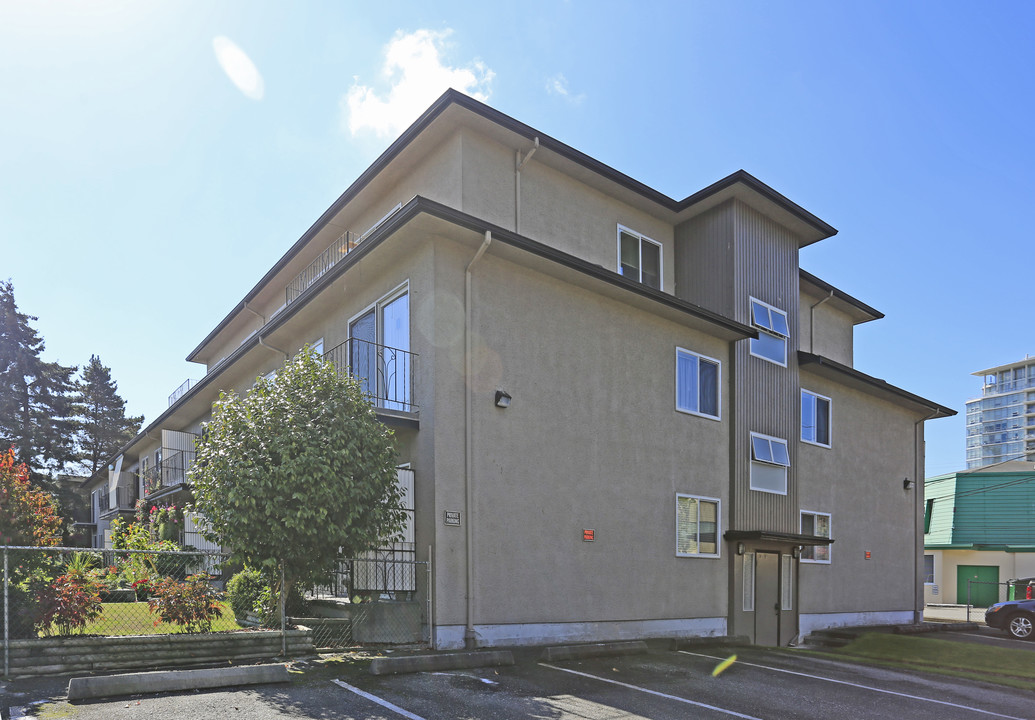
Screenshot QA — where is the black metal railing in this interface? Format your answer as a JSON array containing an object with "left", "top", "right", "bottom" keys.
[
  {"left": 143, "top": 450, "right": 196, "bottom": 496},
  {"left": 285, "top": 231, "right": 359, "bottom": 305},
  {"left": 323, "top": 338, "right": 417, "bottom": 412}
]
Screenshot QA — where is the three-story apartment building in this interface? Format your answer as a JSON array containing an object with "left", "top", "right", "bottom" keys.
[{"left": 83, "top": 90, "right": 953, "bottom": 648}]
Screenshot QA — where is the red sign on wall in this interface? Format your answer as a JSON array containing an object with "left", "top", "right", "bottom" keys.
[{"left": 583, "top": 529, "right": 595, "bottom": 542}]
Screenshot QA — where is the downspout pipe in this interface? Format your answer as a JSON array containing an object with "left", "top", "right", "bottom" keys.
[
  {"left": 464, "top": 230, "right": 492, "bottom": 649},
  {"left": 808, "top": 290, "right": 834, "bottom": 353},
  {"left": 912, "top": 407, "right": 940, "bottom": 624},
  {"left": 515, "top": 137, "right": 539, "bottom": 234},
  {"left": 246, "top": 301, "right": 289, "bottom": 360}
]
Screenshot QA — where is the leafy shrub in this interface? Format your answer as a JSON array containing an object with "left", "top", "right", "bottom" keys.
[
  {"left": 225, "top": 567, "right": 265, "bottom": 621},
  {"left": 146, "top": 574, "right": 223, "bottom": 633},
  {"left": 33, "top": 568, "right": 104, "bottom": 636}
]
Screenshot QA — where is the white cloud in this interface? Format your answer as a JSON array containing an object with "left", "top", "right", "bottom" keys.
[
  {"left": 213, "top": 36, "right": 264, "bottom": 100},
  {"left": 546, "top": 73, "right": 585, "bottom": 105},
  {"left": 344, "top": 29, "right": 494, "bottom": 137}
]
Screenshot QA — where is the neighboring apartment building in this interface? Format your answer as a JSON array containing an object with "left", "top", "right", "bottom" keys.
[
  {"left": 82, "top": 90, "right": 953, "bottom": 648},
  {"left": 924, "top": 460, "right": 1035, "bottom": 606},
  {"left": 965, "top": 357, "right": 1035, "bottom": 469}
]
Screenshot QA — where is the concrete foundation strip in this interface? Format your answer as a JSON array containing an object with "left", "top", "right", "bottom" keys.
[{"left": 66, "top": 663, "right": 292, "bottom": 701}]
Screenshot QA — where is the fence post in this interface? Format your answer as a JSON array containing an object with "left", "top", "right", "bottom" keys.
[
  {"left": 427, "top": 546, "right": 433, "bottom": 648},
  {"left": 966, "top": 579, "right": 972, "bottom": 622},
  {"left": 4, "top": 546, "right": 9, "bottom": 678},
  {"left": 280, "top": 563, "right": 287, "bottom": 657}
]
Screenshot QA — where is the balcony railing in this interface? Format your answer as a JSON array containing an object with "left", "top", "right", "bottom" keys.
[
  {"left": 323, "top": 338, "right": 417, "bottom": 413},
  {"left": 98, "top": 485, "right": 138, "bottom": 516},
  {"left": 168, "top": 378, "right": 199, "bottom": 406},
  {"left": 143, "top": 450, "right": 196, "bottom": 496},
  {"left": 286, "top": 230, "right": 359, "bottom": 305}
]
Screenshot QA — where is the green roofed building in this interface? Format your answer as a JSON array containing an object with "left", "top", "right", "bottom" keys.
[{"left": 924, "top": 460, "right": 1035, "bottom": 607}]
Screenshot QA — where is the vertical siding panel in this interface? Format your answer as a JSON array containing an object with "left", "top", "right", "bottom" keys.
[{"left": 733, "top": 201, "right": 801, "bottom": 534}]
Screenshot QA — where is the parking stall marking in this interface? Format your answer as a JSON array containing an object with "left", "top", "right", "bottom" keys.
[
  {"left": 539, "top": 662, "right": 764, "bottom": 720},
  {"left": 679, "top": 651, "right": 1029, "bottom": 720},
  {"left": 330, "top": 678, "right": 427, "bottom": 720}
]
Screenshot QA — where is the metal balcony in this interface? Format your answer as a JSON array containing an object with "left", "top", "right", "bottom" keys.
[
  {"left": 323, "top": 338, "right": 417, "bottom": 413},
  {"left": 286, "top": 231, "right": 359, "bottom": 305},
  {"left": 143, "top": 450, "right": 196, "bottom": 496}
]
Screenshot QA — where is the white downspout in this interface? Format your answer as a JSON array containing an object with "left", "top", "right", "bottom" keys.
[
  {"left": 464, "top": 230, "right": 492, "bottom": 649},
  {"left": 913, "top": 408, "right": 940, "bottom": 624},
  {"left": 515, "top": 138, "right": 539, "bottom": 234}
]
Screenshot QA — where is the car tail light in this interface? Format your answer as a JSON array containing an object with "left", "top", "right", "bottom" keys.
[{"left": 1028, "top": 585, "right": 1033, "bottom": 600}]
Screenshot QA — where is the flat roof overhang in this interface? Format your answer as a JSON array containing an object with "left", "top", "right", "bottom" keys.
[
  {"left": 724, "top": 530, "right": 834, "bottom": 546},
  {"left": 798, "top": 351, "right": 956, "bottom": 419}
]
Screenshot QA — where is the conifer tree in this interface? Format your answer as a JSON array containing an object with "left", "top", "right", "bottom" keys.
[
  {"left": 75, "top": 354, "right": 143, "bottom": 475},
  {"left": 0, "top": 280, "right": 78, "bottom": 486}
]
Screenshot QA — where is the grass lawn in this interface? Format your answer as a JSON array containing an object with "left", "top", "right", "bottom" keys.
[
  {"left": 812, "top": 633, "right": 1035, "bottom": 691},
  {"left": 43, "top": 600, "right": 244, "bottom": 637}
]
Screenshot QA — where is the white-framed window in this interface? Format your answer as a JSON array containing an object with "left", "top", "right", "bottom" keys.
[
  {"left": 750, "top": 432, "right": 789, "bottom": 495},
  {"left": 749, "top": 297, "right": 789, "bottom": 366},
  {"left": 781, "top": 555, "right": 794, "bottom": 610},
  {"left": 743, "top": 552, "right": 755, "bottom": 611},
  {"left": 676, "top": 494, "right": 720, "bottom": 558},
  {"left": 676, "top": 348, "right": 720, "bottom": 420},
  {"left": 618, "top": 226, "right": 662, "bottom": 290},
  {"left": 349, "top": 283, "right": 411, "bottom": 410},
  {"left": 800, "top": 511, "right": 831, "bottom": 563},
  {"left": 923, "top": 554, "right": 935, "bottom": 584},
  {"left": 801, "top": 389, "right": 831, "bottom": 447}
]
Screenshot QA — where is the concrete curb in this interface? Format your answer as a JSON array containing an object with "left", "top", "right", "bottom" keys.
[
  {"left": 894, "top": 622, "right": 981, "bottom": 634},
  {"left": 670, "top": 635, "right": 751, "bottom": 650},
  {"left": 67, "top": 663, "right": 291, "bottom": 701},
  {"left": 539, "top": 641, "right": 648, "bottom": 662},
  {"left": 368, "top": 650, "right": 514, "bottom": 676}
]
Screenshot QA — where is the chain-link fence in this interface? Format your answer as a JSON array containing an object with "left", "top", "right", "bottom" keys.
[
  {"left": 3, "top": 545, "right": 431, "bottom": 674},
  {"left": 964, "top": 578, "right": 1035, "bottom": 621}
]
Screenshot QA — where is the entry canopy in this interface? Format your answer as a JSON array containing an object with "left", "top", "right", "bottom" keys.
[{"left": 724, "top": 530, "right": 833, "bottom": 546}]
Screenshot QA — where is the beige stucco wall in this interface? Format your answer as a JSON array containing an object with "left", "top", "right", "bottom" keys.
[
  {"left": 798, "top": 289, "right": 854, "bottom": 366},
  {"left": 425, "top": 234, "right": 731, "bottom": 637},
  {"left": 796, "top": 369, "right": 922, "bottom": 616},
  {"left": 925, "top": 549, "right": 1035, "bottom": 604}
]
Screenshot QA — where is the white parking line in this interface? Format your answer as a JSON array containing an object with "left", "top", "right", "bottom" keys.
[
  {"left": 539, "top": 662, "right": 763, "bottom": 720},
  {"left": 330, "top": 679, "right": 427, "bottom": 720},
  {"left": 679, "top": 651, "right": 1028, "bottom": 720}
]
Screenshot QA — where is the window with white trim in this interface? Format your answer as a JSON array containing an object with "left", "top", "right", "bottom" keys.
[
  {"left": 923, "top": 554, "right": 935, "bottom": 584},
  {"left": 618, "top": 226, "right": 662, "bottom": 290},
  {"left": 750, "top": 432, "right": 789, "bottom": 494},
  {"left": 676, "top": 494, "right": 720, "bottom": 557},
  {"left": 749, "top": 297, "right": 789, "bottom": 366},
  {"left": 801, "top": 389, "right": 831, "bottom": 447},
  {"left": 676, "top": 348, "right": 720, "bottom": 419},
  {"left": 800, "top": 511, "right": 831, "bottom": 563}
]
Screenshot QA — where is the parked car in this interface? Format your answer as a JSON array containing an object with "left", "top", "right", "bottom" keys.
[{"left": 985, "top": 591, "right": 1035, "bottom": 640}]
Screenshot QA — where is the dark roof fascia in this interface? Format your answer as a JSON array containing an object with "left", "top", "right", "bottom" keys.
[
  {"left": 798, "top": 351, "right": 957, "bottom": 418},
  {"left": 724, "top": 530, "right": 834, "bottom": 546},
  {"left": 674, "top": 170, "right": 837, "bottom": 240},
  {"left": 186, "top": 89, "right": 825, "bottom": 362},
  {"left": 117, "top": 194, "right": 754, "bottom": 468},
  {"left": 799, "top": 268, "right": 884, "bottom": 322}
]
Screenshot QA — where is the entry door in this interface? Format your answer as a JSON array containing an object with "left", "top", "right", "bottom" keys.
[
  {"left": 755, "top": 551, "right": 780, "bottom": 646},
  {"left": 956, "top": 565, "right": 999, "bottom": 607}
]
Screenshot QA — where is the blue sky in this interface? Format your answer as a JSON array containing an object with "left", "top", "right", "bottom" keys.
[{"left": 2, "top": 1, "right": 1032, "bottom": 476}]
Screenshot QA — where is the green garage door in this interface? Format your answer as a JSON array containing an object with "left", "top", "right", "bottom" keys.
[{"left": 956, "top": 565, "right": 999, "bottom": 607}]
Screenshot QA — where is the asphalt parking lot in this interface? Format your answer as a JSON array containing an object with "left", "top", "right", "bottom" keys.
[{"left": 4, "top": 641, "right": 1034, "bottom": 720}]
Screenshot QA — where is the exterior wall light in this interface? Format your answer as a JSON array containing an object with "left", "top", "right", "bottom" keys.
[
  {"left": 791, "top": 546, "right": 801, "bottom": 559},
  {"left": 494, "top": 390, "right": 512, "bottom": 409},
  {"left": 736, "top": 542, "right": 745, "bottom": 556},
  {"left": 903, "top": 478, "right": 915, "bottom": 490}
]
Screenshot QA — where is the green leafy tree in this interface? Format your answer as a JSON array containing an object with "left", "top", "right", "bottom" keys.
[
  {"left": 189, "top": 349, "right": 405, "bottom": 596},
  {"left": 74, "top": 354, "right": 143, "bottom": 476},
  {"left": 0, "top": 280, "right": 77, "bottom": 486}
]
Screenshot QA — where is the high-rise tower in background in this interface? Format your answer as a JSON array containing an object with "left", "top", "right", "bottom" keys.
[{"left": 966, "top": 357, "right": 1035, "bottom": 468}]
